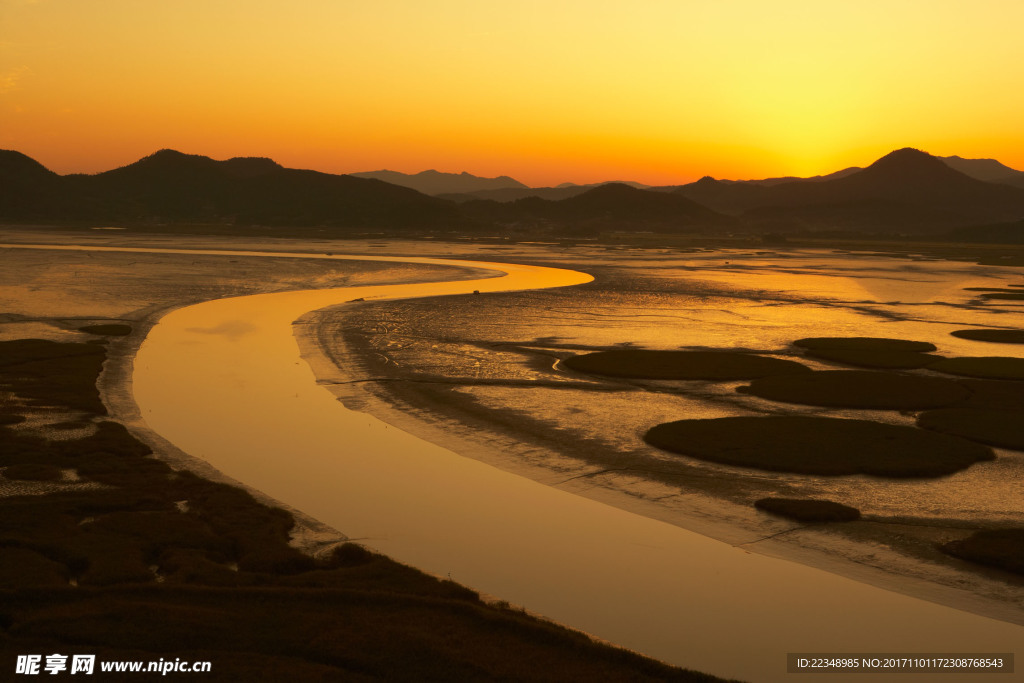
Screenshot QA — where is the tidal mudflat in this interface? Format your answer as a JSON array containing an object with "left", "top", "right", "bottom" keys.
[{"left": 331, "top": 243, "right": 1024, "bottom": 618}]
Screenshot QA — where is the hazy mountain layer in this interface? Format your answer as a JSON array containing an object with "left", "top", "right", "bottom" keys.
[
  {"left": 941, "top": 155, "right": 1024, "bottom": 188},
  {"left": 351, "top": 169, "right": 527, "bottom": 195},
  {"left": 459, "top": 182, "right": 734, "bottom": 234}
]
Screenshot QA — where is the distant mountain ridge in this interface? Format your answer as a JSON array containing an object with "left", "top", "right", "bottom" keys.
[
  {"left": 350, "top": 169, "right": 527, "bottom": 195},
  {"left": 672, "top": 148, "right": 1024, "bottom": 232},
  {"left": 430, "top": 154, "right": 1024, "bottom": 203},
  {"left": 437, "top": 186, "right": 588, "bottom": 203},
  {"left": 940, "top": 155, "right": 1024, "bottom": 188},
  {"left": 459, "top": 182, "right": 733, "bottom": 233},
  {"left": 436, "top": 181, "right": 655, "bottom": 204},
  {"left": 0, "top": 149, "right": 461, "bottom": 229},
  {"left": 0, "top": 149, "right": 731, "bottom": 232},
  {"left": 671, "top": 155, "right": 1023, "bottom": 189},
  {"left": 722, "top": 166, "right": 863, "bottom": 186},
  {"left": 3, "top": 147, "right": 1024, "bottom": 237}
]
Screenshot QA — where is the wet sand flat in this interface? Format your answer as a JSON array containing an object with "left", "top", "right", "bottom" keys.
[{"left": 325, "top": 244, "right": 1024, "bottom": 621}]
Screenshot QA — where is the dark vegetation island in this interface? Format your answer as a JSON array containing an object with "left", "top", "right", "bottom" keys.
[
  {"left": 0, "top": 335, "right": 733, "bottom": 681},
  {"left": 562, "top": 339, "right": 1024, "bottom": 577}
]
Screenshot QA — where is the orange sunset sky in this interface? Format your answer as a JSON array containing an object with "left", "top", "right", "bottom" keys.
[{"left": 1, "top": 0, "right": 1022, "bottom": 186}]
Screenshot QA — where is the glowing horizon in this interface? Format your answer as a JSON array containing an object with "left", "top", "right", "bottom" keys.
[{"left": 2, "top": 0, "right": 1022, "bottom": 186}]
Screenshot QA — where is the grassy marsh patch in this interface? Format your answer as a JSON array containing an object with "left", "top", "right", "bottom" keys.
[
  {"left": 0, "top": 586, "right": 725, "bottom": 683},
  {"left": 943, "top": 529, "right": 1024, "bottom": 576},
  {"left": 562, "top": 349, "right": 809, "bottom": 380},
  {"left": 980, "top": 292, "right": 1024, "bottom": 301},
  {"left": 955, "top": 379, "right": 1024, "bottom": 411},
  {"left": 0, "top": 339, "right": 107, "bottom": 413},
  {"left": 951, "top": 329, "right": 1024, "bottom": 344},
  {"left": 754, "top": 498, "right": 861, "bottom": 523},
  {"left": 0, "top": 546, "right": 70, "bottom": 588},
  {"left": 2, "top": 463, "right": 63, "bottom": 481},
  {"left": 929, "top": 357, "right": 1024, "bottom": 380},
  {"left": 643, "top": 416, "right": 994, "bottom": 477},
  {"left": 963, "top": 287, "right": 1023, "bottom": 293},
  {"left": 793, "top": 337, "right": 937, "bottom": 352},
  {"left": 737, "top": 370, "right": 969, "bottom": 409},
  {"left": 78, "top": 324, "right": 132, "bottom": 336},
  {"left": 917, "top": 409, "right": 1024, "bottom": 451},
  {"left": 800, "top": 347, "right": 943, "bottom": 369}
]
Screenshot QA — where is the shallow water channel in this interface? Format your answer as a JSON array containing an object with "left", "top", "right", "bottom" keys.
[{"left": 111, "top": 247, "right": 1023, "bottom": 682}]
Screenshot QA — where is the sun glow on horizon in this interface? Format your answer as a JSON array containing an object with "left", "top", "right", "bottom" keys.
[{"left": 2, "top": 0, "right": 1023, "bottom": 186}]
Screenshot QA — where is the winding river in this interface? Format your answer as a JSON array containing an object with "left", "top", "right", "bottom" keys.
[{"left": 24, "top": 244, "right": 1022, "bottom": 682}]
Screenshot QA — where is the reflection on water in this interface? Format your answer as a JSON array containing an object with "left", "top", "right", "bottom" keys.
[
  {"left": 185, "top": 320, "right": 259, "bottom": 339},
  {"left": 126, "top": 247, "right": 1023, "bottom": 683}
]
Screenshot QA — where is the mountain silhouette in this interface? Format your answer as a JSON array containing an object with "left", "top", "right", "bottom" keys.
[
  {"left": 461, "top": 182, "right": 733, "bottom": 233},
  {"left": 4, "top": 147, "right": 1024, "bottom": 236},
  {"left": 0, "top": 150, "right": 462, "bottom": 229},
  {"left": 776, "top": 148, "right": 1024, "bottom": 206},
  {"left": 941, "top": 155, "right": 1024, "bottom": 188},
  {"left": 437, "top": 186, "right": 590, "bottom": 203},
  {"left": 556, "top": 182, "right": 720, "bottom": 219},
  {"left": 0, "top": 149, "right": 57, "bottom": 181},
  {"left": 437, "top": 179, "right": 653, "bottom": 203},
  {"left": 676, "top": 148, "right": 1024, "bottom": 232},
  {"left": 669, "top": 176, "right": 772, "bottom": 213},
  {"left": 350, "top": 169, "right": 527, "bottom": 195},
  {"left": 0, "top": 150, "right": 64, "bottom": 219}
]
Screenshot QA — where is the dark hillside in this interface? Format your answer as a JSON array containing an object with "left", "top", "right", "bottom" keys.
[
  {"left": 0, "top": 150, "right": 64, "bottom": 219},
  {"left": 463, "top": 182, "right": 734, "bottom": 233},
  {"left": 677, "top": 149, "right": 1024, "bottom": 233},
  {"left": 0, "top": 149, "right": 464, "bottom": 230}
]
